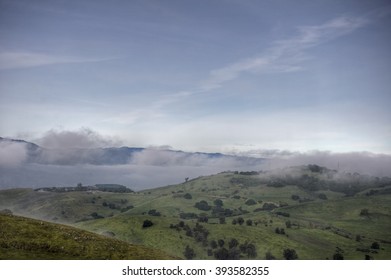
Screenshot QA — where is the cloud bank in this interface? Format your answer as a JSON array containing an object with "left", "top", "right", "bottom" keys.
[{"left": 1, "top": 128, "right": 390, "bottom": 190}]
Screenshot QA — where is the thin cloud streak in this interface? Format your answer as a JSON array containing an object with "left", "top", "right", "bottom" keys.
[
  {"left": 200, "top": 15, "right": 368, "bottom": 91},
  {"left": 130, "top": 13, "right": 372, "bottom": 115},
  {"left": 0, "top": 51, "right": 115, "bottom": 70}
]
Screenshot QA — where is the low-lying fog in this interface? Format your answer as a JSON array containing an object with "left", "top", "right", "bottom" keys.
[{"left": 1, "top": 138, "right": 391, "bottom": 191}]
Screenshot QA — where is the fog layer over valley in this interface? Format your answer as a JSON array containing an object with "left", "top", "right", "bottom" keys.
[{"left": 1, "top": 132, "right": 391, "bottom": 190}]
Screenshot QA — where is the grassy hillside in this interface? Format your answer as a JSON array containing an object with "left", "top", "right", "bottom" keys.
[
  {"left": 1, "top": 165, "right": 390, "bottom": 260},
  {"left": 0, "top": 213, "right": 176, "bottom": 259}
]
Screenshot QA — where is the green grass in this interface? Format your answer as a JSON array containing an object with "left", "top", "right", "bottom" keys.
[
  {"left": 0, "top": 213, "right": 176, "bottom": 259},
  {"left": 1, "top": 167, "right": 390, "bottom": 260}
]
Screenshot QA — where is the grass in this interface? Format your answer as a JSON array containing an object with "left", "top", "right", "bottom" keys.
[
  {"left": 0, "top": 213, "right": 176, "bottom": 260},
  {"left": 1, "top": 166, "right": 390, "bottom": 260}
]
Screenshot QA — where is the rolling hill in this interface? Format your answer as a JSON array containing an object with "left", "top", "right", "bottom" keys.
[{"left": 0, "top": 165, "right": 390, "bottom": 260}]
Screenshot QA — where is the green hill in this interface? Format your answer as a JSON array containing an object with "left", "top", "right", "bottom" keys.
[
  {"left": 1, "top": 165, "right": 390, "bottom": 260},
  {"left": 0, "top": 213, "right": 176, "bottom": 259}
]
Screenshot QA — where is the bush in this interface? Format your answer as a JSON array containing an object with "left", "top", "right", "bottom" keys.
[
  {"left": 228, "top": 238, "right": 239, "bottom": 249},
  {"left": 142, "top": 220, "right": 154, "bottom": 228},
  {"left": 214, "top": 199, "right": 223, "bottom": 207},
  {"left": 194, "top": 200, "right": 211, "bottom": 211},
  {"left": 371, "top": 242, "right": 380, "bottom": 250},
  {"left": 184, "top": 245, "right": 195, "bottom": 260},
  {"left": 283, "top": 248, "right": 298, "bottom": 260},
  {"left": 291, "top": 195, "right": 300, "bottom": 201},
  {"left": 148, "top": 209, "right": 161, "bottom": 216},
  {"left": 183, "top": 193, "right": 192, "bottom": 199},
  {"left": 333, "top": 252, "right": 344, "bottom": 260},
  {"left": 265, "top": 251, "right": 276, "bottom": 260},
  {"left": 245, "top": 199, "right": 257, "bottom": 206}
]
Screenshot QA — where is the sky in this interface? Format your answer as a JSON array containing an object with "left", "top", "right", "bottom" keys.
[{"left": 1, "top": 0, "right": 391, "bottom": 155}]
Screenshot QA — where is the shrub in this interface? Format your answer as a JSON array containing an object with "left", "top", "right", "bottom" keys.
[
  {"left": 184, "top": 245, "right": 195, "bottom": 260},
  {"left": 194, "top": 200, "right": 211, "bottom": 211},
  {"left": 245, "top": 199, "right": 257, "bottom": 206},
  {"left": 183, "top": 193, "right": 192, "bottom": 199},
  {"left": 371, "top": 242, "right": 380, "bottom": 250},
  {"left": 265, "top": 251, "right": 276, "bottom": 260},
  {"left": 142, "top": 220, "right": 154, "bottom": 228},
  {"left": 214, "top": 199, "right": 223, "bottom": 207},
  {"left": 283, "top": 248, "right": 298, "bottom": 260}
]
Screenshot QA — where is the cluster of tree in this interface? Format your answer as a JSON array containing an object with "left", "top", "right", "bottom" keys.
[
  {"left": 237, "top": 171, "right": 260, "bottom": 175},
  {"left": 35, "top": 183, "right": 133, "bottom": 193},
  {"left": 193, "top": 199, "right": 245, "bottom": 218},
  {"left": 147, "top": 209, "right": 161, "bottom": 216},
  {"left": 102, "top": 201, "right": 134, "bottom": 213},
  {"left": 209, "top": 239, "right": 257, "bottom": 260},
  {"left": 170, "top": 221, "right": 210, "bottom": 246},
  {"left": 194, "top": 200, "right": 212, "bottom": 211},
  {"left": 232, "top": 217, "right": 253, "bottom": 226},
  {"left": 275, "top": 227, "right": 286, "bottom": 235},
  {"left": 230, "top": 177, "right": 264, "bottom": 187}
]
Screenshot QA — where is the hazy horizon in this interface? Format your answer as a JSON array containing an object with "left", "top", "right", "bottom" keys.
[{"left": 1, "top": 1, "right": 391, "bottom": 189}]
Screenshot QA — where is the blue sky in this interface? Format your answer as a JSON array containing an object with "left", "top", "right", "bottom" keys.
[{"left": 1, "top": 0, "right": 390, "bottom": 154}]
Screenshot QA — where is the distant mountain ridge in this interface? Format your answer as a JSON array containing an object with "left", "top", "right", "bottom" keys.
[{"left": 0, "top": 137, "right": 264, "bottom": 166}]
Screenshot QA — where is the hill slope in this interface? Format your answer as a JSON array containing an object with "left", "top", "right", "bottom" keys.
[
  {"left": 0, "top": 213, "right": 176, "bottom": 260},
  {"left": 1, "top": 165, "right": 390, "bottom": 260}
]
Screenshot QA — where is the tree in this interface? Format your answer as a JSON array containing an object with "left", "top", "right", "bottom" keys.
[
  {"left": 333, "top": 252, "right": 344, "bottom": 260},
  {"left": 246, "top": 219, "right": 253, "bottom": 226},
  {"left": 265, "top": 251, "right": 276, "bottom": 260},
  {"left": 214, "top": 248, "right": 229, "bottom": 260},
  {"left": 184, "top": 245, "right": 195, "bottom": 260},
  {"left": 360, "top": 209, "right": 369, "bottom": 216},
  {"left": 371, "top": 242, "right": 380, "bottom": 250},
  {"left": 142, "top": 220, "right": 154, "bottom": 228},
  {"left": 245, "top": 199, "right": 257, "bottom": 206},
  {"left": 283, "top": 248, "right": 298, "bottom": 260},
  {"left": 218, "top": 239, "right": 225, "bottom": 248},
  {"left": 219, "top": 217, "right": 226, "bottom": 224},
  {"left": 228, "top": 238, "right": 239, "bottom": 249},
  {"left": 214, "top": 199, "right": 223, "bottom": 207},
  {"left": 210, "top": 240, "right": 218, "bottom": 249},
  {"left": 194, "top": 200, "right": 211, "bottom": 211},
  {"left": 183, "top": 193, "right": 192, "bottom": 199},
  {"left": 198, "top": 215, "right": 209, "bottom": 223},
  {"left": 237, "top": 217, "right": 244, "bottom": 225}
]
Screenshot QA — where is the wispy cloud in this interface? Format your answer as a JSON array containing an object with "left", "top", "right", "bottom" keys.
[
  {"left": 200, "top": 15, "right": 368, "bottom": 91},
  {"left": 0, "top": 51, "right": 113, "bottom": 70},
  {"left": 140, "top": 14, "right": 371, "bottom": 110}
]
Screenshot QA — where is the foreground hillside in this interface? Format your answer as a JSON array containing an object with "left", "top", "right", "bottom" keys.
[
  {"left": 0, "top": 213, "right": 176, "bottom": 259},
  {"left": 1, "top": 165, "right": 390, "bottom": 260}
]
